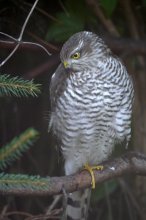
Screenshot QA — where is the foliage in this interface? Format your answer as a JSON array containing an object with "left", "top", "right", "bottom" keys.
[
  {"left": 46, "top": 0, "right": 119, "bottom": 42},
  {"left": 91, "top": 180, "right": 118, "bottom": 203},
  {"left": 0, "top": 73, "right": 41, "bottom": 190},
  {"left": 100, "top": 0, "right": 118, "bottom": 17},
  {"left": 0, "top": 74, "right": 41, "bottom": 97},
  {"left": 0, "top": 128, "right": 39, "bottom": 170},
  {"left": 142, "top": 0, "right": 146, "bottom": 7},
  {"left": 46, "top": 0, "right": 96, "bottom": 42},
  {"left": 0, "top": 173, "right": 49, "bottom": 191}
]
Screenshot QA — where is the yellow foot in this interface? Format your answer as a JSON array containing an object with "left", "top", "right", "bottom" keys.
[{"left": 84, "top": 164, "right": 104, "bottom": 189}]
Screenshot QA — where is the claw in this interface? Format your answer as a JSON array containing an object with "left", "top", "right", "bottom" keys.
[{"left": 84, "top": 164, "right": 103, "bottom": 189}]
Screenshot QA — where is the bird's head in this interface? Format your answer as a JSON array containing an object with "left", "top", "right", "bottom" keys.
[{"left": 60, "top": 31, "right": 111, "bottom": 71}]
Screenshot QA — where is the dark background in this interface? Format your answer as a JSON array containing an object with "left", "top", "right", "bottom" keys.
[{"left": 0, "top": 0, "right": 146, "bottom": 219}]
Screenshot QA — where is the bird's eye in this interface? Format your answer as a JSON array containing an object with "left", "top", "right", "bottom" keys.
[{"left": 71, "top": 52, "right": 80, "bottom": 59}]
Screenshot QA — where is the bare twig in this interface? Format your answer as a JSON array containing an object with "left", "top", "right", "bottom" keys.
[
  {"left": 120, "top": 0, "right": 145, "bottom": 67},
  {"left": 25, "top": 211, "right": 61, "bottom": 220},
  {"left": 23, "top": 1, "right": 60, "bottom": 23},
  {"left": 119, "top": 179, "right": 145, "bottom": 220},
  {"left": 46, "top": 195, "right": 62, "bottom": 214},
  {"left": 86, "top": 0, "right": 119, "bottom": 37},
  {"left": 22, "top": 41, "right": 51, "bottom": 55},
  {"left": 1, "top": 34, "right": 146, "bottom": 79},
  {"left": 0, "top": 152, "right": 146, "bottom": 196},
  {"left": 0, "top": 43, "right": 20, "bottom": 67},
  {"left": 0, "top": 31, "right": 16, "bottom": 41},
  {"left": 120, "top": 0, "right": 139, "bottom": 39},
  {"left": 59, "top": 0, "right": 70, "bottom": 17},
  {"left": 0, "top": 36, "right": 58, "bottom": 54},
  {"left": 1, "top": 35, "right": 146, "bottom": 55},
  {"left": 18, "top": 0, "right": 38, "bottom": 41},
  {"left": 102, "top": 36, "right": 146, "bottom": 55},
  {"left": 23, "top": 53, "right": 59, "bottom": 79},
  {"left": 0, "top": 0, "right": 40, "bottom": 67},
  {"left": 26, "top": 31, "right": 59, "bottom": 51},
  {"left": 0, "top": 18, "right": 59, "bottom": 52},
  {"left": 3, "top": 211, "right": 33, "bottom": 218}
]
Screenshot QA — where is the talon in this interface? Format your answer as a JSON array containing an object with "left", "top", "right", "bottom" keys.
[{"left": 84, "top": 164, "right": 104, "bottom": 189}]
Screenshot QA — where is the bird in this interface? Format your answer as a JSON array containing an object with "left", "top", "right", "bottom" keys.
[{"left": 49, "top": 31, "right": 134, "bottom": 220}]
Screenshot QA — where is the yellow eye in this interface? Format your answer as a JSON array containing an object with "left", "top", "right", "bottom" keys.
[{"left": 71, "top": 52, "right": 80, "bottom": 59}]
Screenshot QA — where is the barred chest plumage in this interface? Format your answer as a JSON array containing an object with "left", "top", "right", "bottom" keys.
[{"left": 51, "top": 57, "right": 133, "bottom": 175}]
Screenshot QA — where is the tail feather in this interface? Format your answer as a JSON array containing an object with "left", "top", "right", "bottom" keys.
[{"left": 62, "top": 189, "right": 91, "bottom": 220}]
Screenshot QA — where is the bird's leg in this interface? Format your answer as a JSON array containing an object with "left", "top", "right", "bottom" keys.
[
  {"left": 84, "top": 164, "right": 104, "bottom": 189},
  {"left": 61, "top": 186, "right": 68, "bottom": 220}
]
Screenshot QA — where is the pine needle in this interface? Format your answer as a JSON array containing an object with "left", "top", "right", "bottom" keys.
[
  {"left": 0, "top": 173, "right": 49, "bottom": 191},
  {"left": 0, "top": 74, "right": 41, "bottom": 97},
  {"left": 0, "top": 128, "right": 39, "bottom": 170}
]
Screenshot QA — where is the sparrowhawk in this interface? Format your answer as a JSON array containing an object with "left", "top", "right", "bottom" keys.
[{"left": 49, "top": 31, "right": 134, "bottom": 220}]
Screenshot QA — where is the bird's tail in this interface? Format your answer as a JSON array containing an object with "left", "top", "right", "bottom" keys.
[{"left": 62, "top": 188, "right": 91, "bottom": 220}]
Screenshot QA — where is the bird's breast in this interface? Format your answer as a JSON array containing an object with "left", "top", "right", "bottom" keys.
[{"left": 53, "top": 76, "right": 114, "bottom": 144}]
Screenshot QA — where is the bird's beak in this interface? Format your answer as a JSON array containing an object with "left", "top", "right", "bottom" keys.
[{"left": 63, "top": 61, "right": 69, "bottom": 68}]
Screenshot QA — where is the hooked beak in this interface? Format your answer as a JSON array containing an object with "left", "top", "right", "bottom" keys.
[{"left": 63, "top": 61, "right": 69, "bottom": 68}]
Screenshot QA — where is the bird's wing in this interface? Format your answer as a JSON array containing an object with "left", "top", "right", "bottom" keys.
[
  {"left": 49, "top": 63, "right": 67, "bottom": 111},
  {"left": 49, "top": 63, "right": 67, "bottom": 131}
]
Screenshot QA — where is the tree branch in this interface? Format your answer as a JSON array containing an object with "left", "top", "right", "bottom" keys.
[
  {"left": 86, "top": 0, "right": 119, "bottom": 37},
  {"left": 0, "top": 0, "right": 39, "bottom": 67},
  {"left": 23, "top": 53, "right": 59, "bottom": 79},
  {"left": 102, "top": 36, "right": 146, "bottom": 55},
  {"left": 1, "top": 36, "right": 146, "bottom": 55},
  {"left": 120, "top": 0, "right": 140, "bottom": 39},
  {"left": 1, "top": 152, "right": 146, "bottom": 196},
  {"left": 1, "top": 36, "right": 145, "bottom": 79}
]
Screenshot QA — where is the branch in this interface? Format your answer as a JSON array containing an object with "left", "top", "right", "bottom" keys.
[
  {"left": 86, "top": 0, "right": 119, "bottom": 37},
  {"left": 0, "top": 152, "right": 146, "bottom": 196},
  {"left": 1, "top": 36, "right": 145, "bottom": 80},
  {"left": 23, "top": 36, "right": 146, "bottom": 79},
  {"left": 23, "top": 53, "right": 59, "bottom": 79},
  {"left": 0, "top": 39, "right": 58, "bottom": 54},
  {"left": 120, "top": 0, "right": 139, "bottom": 39},
  {"left": 0, "top": 0, "right": 39, "bottom": 67},
  {"left": 102, "top": 36, "right": 146, "bottom": 55},
  {"left": 119, "top": 0, "right": 145, "bottom": 67},
  {"left": 1, "top": 36, "right": 146, "bottom": 56},
  {"left": 23, "top": 1, "right": 59, "bottom": 23}
]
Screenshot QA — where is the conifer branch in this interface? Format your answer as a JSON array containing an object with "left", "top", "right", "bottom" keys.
[
  {"left": 0, "top": 74, "right": 41, "bottom": 97},
  {"left": 0, "top": 128, "right": 39, "bottom": 170},
  {"left": 0, "top": 152, "right": 146, "bottom": 196},
  {"left": 0, "top": 173, "right": 49, "bottom": 193}
]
